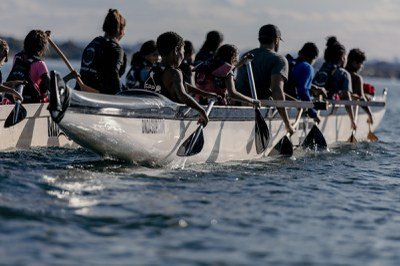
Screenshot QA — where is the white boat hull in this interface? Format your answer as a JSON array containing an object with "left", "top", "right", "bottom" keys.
[
  {"left": 48, "top": 72, "right": 387, "bottom": 166},
  {"left": 0, "top": 102, "right": 75, "bottom": 150}
]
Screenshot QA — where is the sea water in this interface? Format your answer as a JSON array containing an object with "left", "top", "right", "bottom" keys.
[{"left": 1, "top": 61, "right": 400, "bottom": 265}]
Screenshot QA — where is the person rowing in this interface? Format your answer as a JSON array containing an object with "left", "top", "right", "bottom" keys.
[
  {"left": 144, "top": 31, "right": 220, "bottom": 127},
  {"left": 235, "top": 24, "right": 294, "bottom": 135},
  {"left": 194, "top": 44, "right": 260, "bottom": 107},
  {"left": 313, "top": 36, "right": 357, "bottom": 130},
  {"left": 77, "top": 9, "right": 127, "bottom": 94}
]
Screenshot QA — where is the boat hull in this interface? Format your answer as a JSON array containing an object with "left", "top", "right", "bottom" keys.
[
  {"left": 0, "top": 102, "right": 75, "bottom": 150},
  {"left": 49, "top": 72, "right": 387, "bottom": 166}
]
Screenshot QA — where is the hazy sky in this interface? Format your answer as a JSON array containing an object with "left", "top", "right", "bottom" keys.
[{"left": 1, "top": 0, "right": 399, "bottom": 61}]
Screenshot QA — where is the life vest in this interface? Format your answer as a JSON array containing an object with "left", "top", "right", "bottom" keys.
[
  {"left": 125, "top": 60, "right": 152, "bottom": 89},
  {"left": 194, "top": 59, "right": 234, "bottom": 105},
  {"left": 312, "top": 63, "right": 338, "bottom": 99},
  {"left": 6, "top": 52, "right": 42, "bottom": 103},
  {"left": 143, "top": 63, "right": 169, "bottom": 96},
  {"left": 79, "top": 36, "right": 107, "bottom": 90}
]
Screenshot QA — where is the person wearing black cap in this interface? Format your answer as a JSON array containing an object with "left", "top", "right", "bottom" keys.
[
  {"left": 289, "top": 42, "right": 324, "bottom": 123},
  {"left": 236, "top": 24, "right": 294, "bottom": 134},
  {"left": 125, "top": 40, "right": 160, "bottom": 89}
]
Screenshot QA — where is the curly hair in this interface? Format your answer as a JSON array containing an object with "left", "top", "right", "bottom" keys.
[
  {"left": 214, "top": 44, "right": 239, "bottom": 64},
  {"left": 23, "top": 30, "right": 48, "bottom": 57},
  {"left": 156, "top": 31, "right": 184, "bottom": 56},
  {"left": 347, "top": 48, "right": 366, "bottom": 64}
]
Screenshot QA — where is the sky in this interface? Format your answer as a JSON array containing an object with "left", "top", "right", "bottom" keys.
[{"left": 0, "top": 0, "right": 399, "bottom": 61}]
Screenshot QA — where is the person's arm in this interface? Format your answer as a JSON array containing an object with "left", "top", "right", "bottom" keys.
[
  {"left": 271, "top": 74, "right": 294, "bottom": 134},
  {"left": 225, "top": 75, "right": 260, "bottom": 107},
  {"left": 169, "top": 69, "right": 209, "bottom": 126},
  {"left": 185, "top": 82, "right": 220, "bottom": 101},
  {"left": 352, "top": 74, "right": 373, "bottom": 124}
]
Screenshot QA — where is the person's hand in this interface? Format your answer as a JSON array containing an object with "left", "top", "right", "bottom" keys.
[
  {"left": 197, "top": 109, "right": 209, "bottom": 127},
  {"left": 208, "top": 92, "right": 222, "bottom": 102},
  {"left": 367, "top": 115, "right": 373, "bottom": 125},
  {"left": 286, "top": 123, "right": 295, "bottom": 135},
  {"left": 12, "top": 91, "right": 23, "bottom": 102},
  {"left": 351, "top": 120, "right": 357, "bottom": 130},
  {"left": 252, "top": 99, "right": 261, "bottom": 108},
  {"left": 314, "top": 115, "right": 321, "bottom": 124}
]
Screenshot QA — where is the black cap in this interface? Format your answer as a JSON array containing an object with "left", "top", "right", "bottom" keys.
[{"left": 258, "top": 24, "right": 283, "bottom": 42}]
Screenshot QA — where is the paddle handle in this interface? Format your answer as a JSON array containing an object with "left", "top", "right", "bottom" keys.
[
  {"left": 45, "top": 31, "right": 99, "bottom": 93},
  {"left": 12, "top": 85, "right": 24, "bottom": 124},
  {"left": 245, "top": 58, "right": 258, "bottom": 100}
]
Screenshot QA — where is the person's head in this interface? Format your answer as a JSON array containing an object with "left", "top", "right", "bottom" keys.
[
  {"left": 0, "top": 39, "right": 9, "bottom": 66},
  {"left": 103, "top": 9, "right": 126, "bottom": 41},
  {"left": 215, "top": 44, "right": 239, "bottom": 66},
  {"left": 24, "top": 30, "right": 48, "bottom": 57},
  {"left": 323, "top": 36, "right": 346, "bottom": 66},
  {"left": 156, "top": 31, "right": 185, "bottom": 67},
  {"left": 140, "top": 40, "right": 159, "bottom": 64},
  {"left": 298, "top": 42, "right": 319, "bottom": 65},
  {"left": 258, "top": 24, "right": 282, "bottom": 52},
  {"left": 200, "top": 30, "right": 223, "bottom": 53},
  {"left": 183, "top": 40, "right": 195, "bottom": 62},
  {"left": 346, "top": 48, "right": 366, "bottom": 72}
]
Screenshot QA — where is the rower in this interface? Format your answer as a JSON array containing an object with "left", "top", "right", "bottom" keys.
[
  {"left": 235, "top": 24, "right": 294, "bottom": 135},
  {"left": 313, "top": 36, "right": 357, "bottom": 130},
  {"left": 286, "top": 42, "right": 324, "bottom": 123},
  {"left": 77, "top": 9, "right": 127, "bottom": 94},
  {"left": 144, "top": 31, "right": 219, "bottom": 127},
  {"left": 345, "top": 48, "right": 373, "bottom": 125},
  {"left": 5, "top": 30, "right": 50, "bottom": 104}
]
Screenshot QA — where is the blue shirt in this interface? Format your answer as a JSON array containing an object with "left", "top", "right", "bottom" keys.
[{"left": 291, "top": 60, "right": 317, "bottom": 118}]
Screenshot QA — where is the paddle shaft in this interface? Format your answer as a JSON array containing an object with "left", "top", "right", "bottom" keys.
[
  {"left": 186, "top": 100, "right": 215, "bottom": 154},
  {"left": 12, "top": 85, "right": 24, "bottom": 124},
  {"left": 45, "top": 31, "right": 99, "bottom": 93}
]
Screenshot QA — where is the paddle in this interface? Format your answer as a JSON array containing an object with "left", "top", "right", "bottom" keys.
[
  {"left": 367, "top": 123, "right": 378, "bottom": 142},
  {"left": 45, "top": 31, "right": 99, "bottom": 93},
  {"left": 347, "top": 105, "right": 358, "bottom": 144},
  {"left": 268, "top": 108, "right": 303, "bottom": 157},
  {"left": 4, "top": 84, "right": 27, "bottom": 128},
  {"left": 282, "top": 93, "right": 327, "bottom": 151},
  {"left": 302, "top": 124, "right": 327, "bottom": 150},
  {"left": 176, "top": 99, "right": 215, "bottom": 157},
  {"left": 244, "top": 54, "right": 270, "bottom": 154}
]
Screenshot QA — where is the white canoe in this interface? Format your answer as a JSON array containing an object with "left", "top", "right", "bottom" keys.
[
  {"left": 48, "top": 72, "right": 387, "bottom": 166},
  {"left": 0, "top": 102, "right": 75, "bottom": 150}
]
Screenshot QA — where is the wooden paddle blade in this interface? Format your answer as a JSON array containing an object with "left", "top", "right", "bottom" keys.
[
  {"left": 254, "top": 108, "right": 270, "bottom": 154},
  {"left": 367, "top": 131, "right": 378, "bottom": 142},
  {"left": 302, "top": 125, "right": 327, "bottom": 151},
  {"left": 347, "top": 131, "right": 357, "bottom": 144},
  {"left": 4, "top": 103, "right": 27, "bottom": 128},
  {"left": 176, "top": 127, "right": 204, "bottom": 157},
  {"left": 268, "top": 135, "right": 293, "bottom": 157}
]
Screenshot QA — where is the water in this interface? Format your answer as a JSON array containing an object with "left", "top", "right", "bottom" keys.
[{"left": 1, "top": 64, "right": 400, "bottom": 265}]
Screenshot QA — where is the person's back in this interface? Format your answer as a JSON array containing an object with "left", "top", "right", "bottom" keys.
[
  {"left": 79, "top": 9, "right": 127, "bottom": 94},
  {"left": 6, "top": 30, "right": 50, "bottom": 104},
  {"left": 235, "top": 24, "right": 293, "bottom": 134},
  {"left": 236, "top": 47, "right": 287, "bottom": 99}
]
